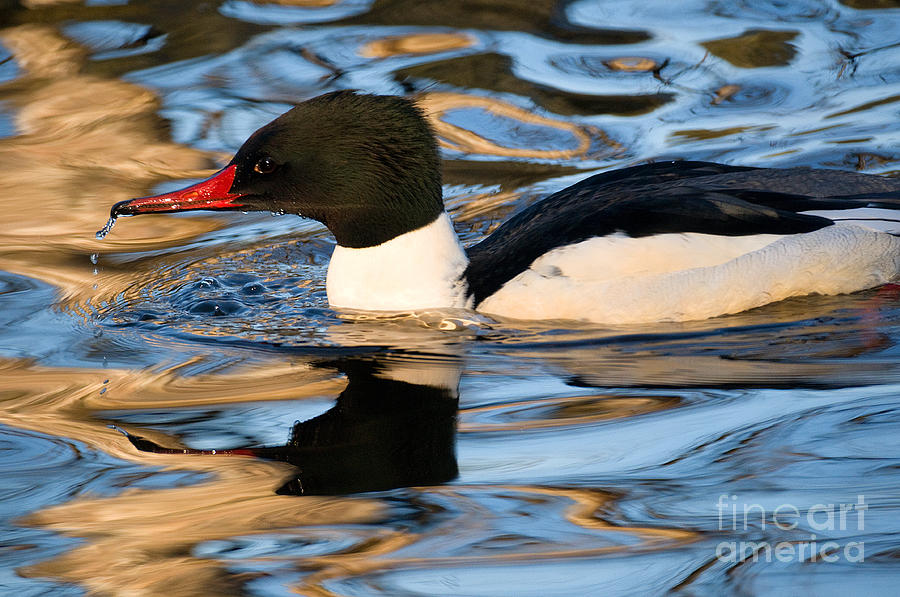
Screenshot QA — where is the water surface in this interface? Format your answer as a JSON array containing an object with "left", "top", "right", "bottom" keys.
[{"left": 1, "top": 0, "right": 899, "bottom": 595}]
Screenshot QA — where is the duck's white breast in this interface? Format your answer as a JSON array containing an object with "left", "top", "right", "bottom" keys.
[
  {"left": 478, "top": 226, "right": 900, "bottom": 324},
  {"left": 326, "top": 212, "right": 470, "bottom": 311}
]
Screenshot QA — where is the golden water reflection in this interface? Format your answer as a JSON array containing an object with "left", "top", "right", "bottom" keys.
[
  {"left": 1, "top": 356, "right": 364, "bottom": 594},
  {"left": 361, "top": 32, "right": 475, "bottom": 58},
  {"left": 1, "top": 3, "right": 899, "bottom": 595},
  {"left": 420, "top": 91, "right": 601, "bottom": 160},
  {"left": 0, "top": 24, "right": 221, "bottom": 307},
  {"left": 1, "top": 352, "right": 697, "bottom": 595}
]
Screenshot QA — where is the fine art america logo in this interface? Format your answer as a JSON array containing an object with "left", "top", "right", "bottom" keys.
[{"left": 715, "top": 494, "right": 866, "bottom": 563}]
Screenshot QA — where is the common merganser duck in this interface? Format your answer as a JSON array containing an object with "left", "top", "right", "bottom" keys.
[{"left": 106, "top": 91, "right": 900, "bottom": 324}]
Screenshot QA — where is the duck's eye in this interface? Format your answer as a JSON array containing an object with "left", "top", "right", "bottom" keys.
[{"left": 254, "top": 156, "right": 277, "bottom": 175}]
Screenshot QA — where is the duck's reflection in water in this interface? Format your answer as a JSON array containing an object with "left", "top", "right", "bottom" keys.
[{"left": 118, "top": 355, "right": 461, "bottom": 495}]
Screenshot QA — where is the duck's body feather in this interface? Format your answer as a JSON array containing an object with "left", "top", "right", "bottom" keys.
[
  {"left": 478, "top": 225, "right": 900, "bottom": 323},
  {"left": 465, "top": 161, "right": 900, "bottom": 320}
]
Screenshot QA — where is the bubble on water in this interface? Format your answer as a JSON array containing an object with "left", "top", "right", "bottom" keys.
[
  {"left": 242, "top": 282, "right": 266, "bottom": 295},
  {"left": 90, "top": 253, "right": 99, "bottom": 265},
  {"left": 95, "top": 216, "right": 117, "bottom": 240}
]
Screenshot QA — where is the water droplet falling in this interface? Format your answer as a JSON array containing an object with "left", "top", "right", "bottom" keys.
[{"left": 95, "top": 216, "right": 117, "bottom": 240}]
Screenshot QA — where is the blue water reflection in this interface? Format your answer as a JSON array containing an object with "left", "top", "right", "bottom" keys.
[{"left": 1, "top": 0, "right": 899, "bottom": 594}]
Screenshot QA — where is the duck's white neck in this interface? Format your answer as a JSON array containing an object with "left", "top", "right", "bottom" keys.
[{"left": 326, "top": 212, "right": 471, "bottom": 311}]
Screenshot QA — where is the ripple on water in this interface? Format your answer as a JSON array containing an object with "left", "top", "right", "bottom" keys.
[
  {"left": 0, "top": 41, "right": 20, "bottom": 86},
  {"left": 442, "top": 107, "right": 584, "bottom": 152},
  {"left": 97, "top": 240, "right": 329, "bottom": 333},
  {"left": 548, "top": 52, "right": 671, "bottom": 79},
  {"left": 195, "top": 529, "right": 370, "bottom": 560},
  {"left": 3, "top": 1, "right": 900, "bottom": 594},
  {"left": 63, "top": 20, "right": 166, "bottom": 61},
  {"left": 459, "top": 392, "right": 684, "bottom": 432},
  {"left": 709, "top": 79, "right": 791, "bottom": 110},
  {"left": 709, "top": 0, "right": 834, "bottom": 21},
  {"left": 0, "top": 425, "right": 81, "bottom": 506},
  {"left": 324, "top": 554, "right": 703, "bottom": 597},
  {"left": 220, "top": 0, "right": 373, "bottom": 25},
  {"left": 0, "top": 422, "right": 207, "bottom": 506},
  {"left": 186, "top": 485, "right": 696, "bottom": 595},
  {"left": 0, "top": 421, "right": 209, "bottom": 594}
]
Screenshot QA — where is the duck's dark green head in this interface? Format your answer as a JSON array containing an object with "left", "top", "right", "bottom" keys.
[{"left": 112, "top": 91, "right": 444, "bottom": 248}]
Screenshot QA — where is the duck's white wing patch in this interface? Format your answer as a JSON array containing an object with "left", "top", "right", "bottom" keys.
[
  {"left": 528, "top": 232, "right": 783, "bottom": 282},
  {"left": 801, "top": 208, "right": 900, "bottom": 234},
  {"left": 478, "top": 226, "right": 900, "bottom": 324}
]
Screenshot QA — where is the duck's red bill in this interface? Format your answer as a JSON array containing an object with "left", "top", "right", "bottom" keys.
[{"left": 112, "top": 164, "right": 245, "bottom": 217}]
